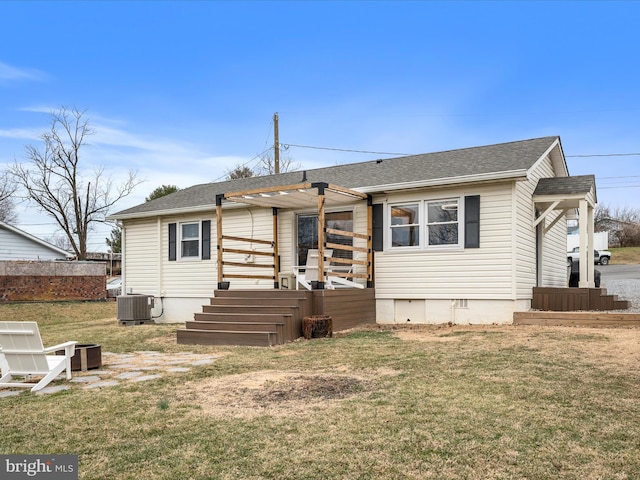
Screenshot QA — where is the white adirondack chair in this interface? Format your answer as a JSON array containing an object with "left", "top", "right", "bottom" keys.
[
  {"left": 293, "top": 249, "right": 333, "bottom": 290},
  {"left": 0, "top": 321, "right": 77, "bottom": 392}
]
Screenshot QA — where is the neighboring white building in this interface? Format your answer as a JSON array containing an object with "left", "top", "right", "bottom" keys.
[
  {"left": 0, "top": 221, "right": 73, "bottom": 261},
  {"left": 567, "top": 231, "right": 608, "bottom": 251},
  {"left": 110, "top": 136, "right": 593, "bottom": 325}
]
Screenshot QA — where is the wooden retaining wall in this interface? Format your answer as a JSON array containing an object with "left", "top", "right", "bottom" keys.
[{"left": 514, "top": 311, "right": 640, "bottom": 328}]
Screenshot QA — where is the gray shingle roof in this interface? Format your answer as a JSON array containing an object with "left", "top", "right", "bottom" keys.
[
  {"left": 113, "top": 136, "right": 561, "bottom": 218},
  {"left": 533, "top": 175, "right": 595, "bottom": 196}
]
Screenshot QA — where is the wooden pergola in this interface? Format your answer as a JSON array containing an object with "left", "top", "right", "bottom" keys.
[{"left": 215, "top": 182, "right": 373, "bottom": 290}]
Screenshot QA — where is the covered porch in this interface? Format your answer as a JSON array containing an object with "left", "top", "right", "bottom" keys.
[
  {"left": 533, "top": 175, "right": 598, "bottom": 288},
  {"left": 520, "top": 175, "right": 634, "bottom": 325}
]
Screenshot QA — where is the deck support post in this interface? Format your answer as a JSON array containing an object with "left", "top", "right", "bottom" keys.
[{"left": 314, "top": 182, "right": 327, "bottom": 290}]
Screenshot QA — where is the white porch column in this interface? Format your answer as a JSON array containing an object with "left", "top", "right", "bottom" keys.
[
  {"left": 587, "top": 203, "right": 595, "bottom": 288},
  {"left": 579, "top": 199, "right": 589, "bottom": 288}
]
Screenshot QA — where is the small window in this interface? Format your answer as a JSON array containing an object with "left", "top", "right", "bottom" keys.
[
  {"left": 426, "top": 199, "right": 459, "bottom": 246},
  {"left": 390, "top": 203, "right": 420, "bottom": 247},
  {"left": 181, "top": 222, "right": 200, "bottom": 258}
]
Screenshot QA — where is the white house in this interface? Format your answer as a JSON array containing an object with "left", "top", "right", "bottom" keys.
[
  {"left": 110, "top": 136, "right": 596, "bottom": 328},
  {"left": 0, "top": 221, "right": 73, "bottom": 261}
]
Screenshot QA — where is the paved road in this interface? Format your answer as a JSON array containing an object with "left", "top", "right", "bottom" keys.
[
  {"left": 597, "top": 264, "right": 640, "bottom": 312},
  {"left": 599, "top": 264, "right": 640, "bottom": 281}
]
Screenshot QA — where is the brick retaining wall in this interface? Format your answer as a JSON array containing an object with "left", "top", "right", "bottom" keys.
[{"left": 0, "top": 261, "right": 107, "bottom": 302}]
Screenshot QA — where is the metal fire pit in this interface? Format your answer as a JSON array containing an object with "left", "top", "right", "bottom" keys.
[{"left": 57, "top": 343, "right": 102, "bottom": 371}]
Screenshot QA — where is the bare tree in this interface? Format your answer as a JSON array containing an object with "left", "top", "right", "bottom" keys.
[
  {"left": 0, "top": 169, "right": 17, "bottom": 224},
  {"left": 256, "top": 145, "right": 300, "bottom": 176},
  {"left": 594, "top": 203, "right": 640, "bottom": 247},
  {"left": 11, "top": 107, "right": 142, "bottom": 259},
  {"left": 611, "top": 205, "right": 640, "bottom": 247}
]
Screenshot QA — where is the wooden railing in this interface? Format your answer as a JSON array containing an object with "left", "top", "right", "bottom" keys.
[
  {"left": 219, "top": 235, "right": 276, "bottom": 282},
  {"left": 324, "top": 227, "right": 370, "bottom": 282}
]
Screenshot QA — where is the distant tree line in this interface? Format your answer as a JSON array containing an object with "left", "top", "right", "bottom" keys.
[{"left": 595, "top": 204, "right": 640, "bottom": 247}]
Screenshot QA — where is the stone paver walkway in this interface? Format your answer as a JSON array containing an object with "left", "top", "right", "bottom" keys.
[{"left": 0, "top": 351, "right": 219, "bottom": 397}]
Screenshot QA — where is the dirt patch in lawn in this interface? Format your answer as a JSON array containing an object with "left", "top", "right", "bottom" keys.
[
  {"left": 389, "top": 323, "right": 640, "bottom": 371},
  {"left": 179, "top": 371, "right": 371, "bottom": 419}
]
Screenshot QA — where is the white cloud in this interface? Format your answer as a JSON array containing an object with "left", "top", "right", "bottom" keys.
[
  {"left": 0, "top": 61, "right": 45, "bottom": 82},
  {"left": 0, "top": 128, "right": 40, "bottom": 140}
]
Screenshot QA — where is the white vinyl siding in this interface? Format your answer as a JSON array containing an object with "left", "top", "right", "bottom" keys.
[
  {"left": 122, "top": 218, "right": 161, "bottom": 295},
  {"left": 0, "top": 227, "right": 70, "bottom": 261},
  {"left": 514, "top": 152, "right": 568, "bottom": 297},
  {"left": 162, "top": 214, "right": 215, "bottom": 296},
  {"left": 375, "top": 184, "right": 514, "bottom": 300}
]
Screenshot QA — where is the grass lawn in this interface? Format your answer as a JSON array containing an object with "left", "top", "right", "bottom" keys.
[
  {"left": 609, "top": 246, "right": 640, "bottom": 264},
  {"left": 1, "top": 302, "right": 640, "bottom": 479}
]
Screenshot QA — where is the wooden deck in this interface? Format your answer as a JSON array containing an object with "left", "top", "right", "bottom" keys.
[
  {"left": 514, "top": 286, "right": 639, "bottom": 327},
  {"left": 177, "top": 288, "right": 376, "bottom": 346},
  {"left": 531, "top": 287, "right": 631, "bottom": 311}
]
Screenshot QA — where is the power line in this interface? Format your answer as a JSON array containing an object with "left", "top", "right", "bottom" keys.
[
  {"left": 210, "top": 146, "right": 273, "bottom": 183},
  {"left": 285, "top": 141, "right": 640, "bottom": 159},
  {"left": 567, "top": 153, "right": 640, "bottom": 158},
  {"left": 282, "top": 143, "right": 412, "bottom": 156},
  {"left": 598, "top": 175, "right": 640, "bottom": 180}
]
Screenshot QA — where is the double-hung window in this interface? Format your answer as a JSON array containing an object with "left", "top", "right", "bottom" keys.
[
  {"left": 426, "top": 199, "right": 459, "bottom": 246},
  {"left": 168, "top": 220, "right": 212, "bottom": 261},
  {"left": 181, "top": 222, "right": 200, "bottom": 258},
  {"left": 389, "top": 197, "right": 470, "bottom": 250},
  {"left": 390, "top": 203, "right": 420, "bottom": 247}
]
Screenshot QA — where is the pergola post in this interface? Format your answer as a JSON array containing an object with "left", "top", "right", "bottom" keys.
[
  {"left": 216, "top": 194, "right": 225, "bottom": 289},
  {"left": 272, "top": 207, "right": 279, "bottom": 289},
  {"left": 367, "top": 195, "right": 373, "bottom": 288},
  {"left": 315, "top": 183, "right": 326, "bottom": 290}
]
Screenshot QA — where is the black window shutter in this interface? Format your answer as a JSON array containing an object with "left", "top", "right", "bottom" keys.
[
  {"left": 168, "top": 223, "right": 177, "bottom": 261},
  {"left": 464, "top": 195, "right": 480, "bottom": 248},
  {"left": 201, "top": 220, "right": 211, "bottom": 260},
  {"left": 372, "top": 203, "right": 384, "bottom": 252}
]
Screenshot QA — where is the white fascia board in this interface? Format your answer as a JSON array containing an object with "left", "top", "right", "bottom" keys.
[
  {"left": 108, "top": 202, "right": 248, "bottom": 221},
  {"left": 529, "top": 138, "right": 568, "bottom": 178},
  {"left": 355, "top": 169, "right": 529, "bottom": 194}
]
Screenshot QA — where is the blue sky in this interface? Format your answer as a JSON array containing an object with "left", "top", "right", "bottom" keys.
[{"left": 1, "top": 1, "right": 639, "bottom": 252}]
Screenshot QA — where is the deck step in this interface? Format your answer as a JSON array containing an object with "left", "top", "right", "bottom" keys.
[
  {"left": 214, "top": 289, "right": 310, "bottom": 300},
  {"left": 186, "top": 320, "right": 285, "bottom": 344},
  {"left": 194, "top": 312, "right": 292, "bottom": 323},
  {"left": 210, "top": 297, "right": 306, "bottom": 307},
  {"left": 177, "top": 328, "right": 279, "bottom": 347},
  {"left": 202, "top": 304, "right": 299, "bottom": 314},
  {"left": 532, "top": 287, "right": 632, "bottom": 312}
]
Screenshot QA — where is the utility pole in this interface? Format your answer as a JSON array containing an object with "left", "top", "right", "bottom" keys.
[{"left": 274, "top": 112, "right": 280, "bottom": 174}]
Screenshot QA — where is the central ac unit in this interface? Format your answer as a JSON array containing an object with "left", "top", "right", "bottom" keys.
[{"left": 117, "top": 294, "right": 154, "bottom": 321}]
